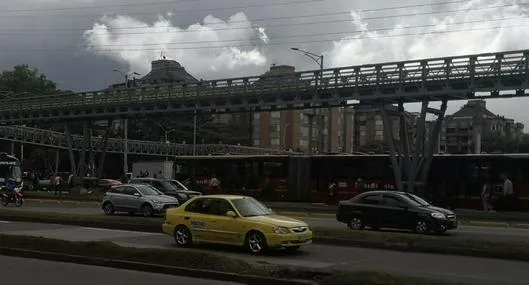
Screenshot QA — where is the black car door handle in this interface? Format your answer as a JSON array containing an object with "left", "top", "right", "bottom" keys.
[{"left": 184, "top": 217, "right": 190, "bottom": 220}]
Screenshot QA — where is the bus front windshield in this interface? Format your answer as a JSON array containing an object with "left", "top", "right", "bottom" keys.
[{"left": 0, "top": 164, "right": 22, "bottom": 183}]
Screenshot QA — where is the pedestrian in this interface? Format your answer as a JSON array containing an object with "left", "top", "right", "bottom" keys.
[
  {"left": 327, "top": 181, "right": 337, "bottom": 204},
  {"left": 50, "top": 173, "right": 57, "bottom": 195},
  {"left": 480, "top": 178, "right": 494, "bottom": 212},
  {"left": 210, "top": 174, "right": 221, "bottom": 192},
  {"left": 499, "top": 173, "right": 514, "bottom": 211}
]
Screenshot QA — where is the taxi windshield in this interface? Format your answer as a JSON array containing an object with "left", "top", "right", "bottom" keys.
[{"left": 231, "top": 197, "right": 272, "bottom": 217}]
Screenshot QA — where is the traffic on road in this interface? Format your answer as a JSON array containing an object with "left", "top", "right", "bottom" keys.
[{"left": 1, "top": 221, "right": 529, "bottom": 285}]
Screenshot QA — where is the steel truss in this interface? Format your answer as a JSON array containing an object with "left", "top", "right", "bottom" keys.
[
  {"left": 380, "top": 100, "right": 447, "bottom": 194},
  {"left": 0, "top": 125, "right": 294, "bottom": 156},
  {"left": 0, "top": 49, "right": 528, "bottom": 124}
]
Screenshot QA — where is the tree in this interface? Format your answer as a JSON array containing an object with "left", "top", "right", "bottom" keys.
[{"left": 0, "top": 65, "right": 56, "bottom": 95}]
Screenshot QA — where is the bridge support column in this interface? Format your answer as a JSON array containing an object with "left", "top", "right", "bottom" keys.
[
  {"left": 55, "top": 150, "right": 59, "bottom": 174},
  {"left": 123, "top": 119, "right": 128, "bottom": 173},
  {"left": 380, "top": 99, "right": 447, "bottom": 194},
  {"left": 96, "top": 120, "right": 113, "bottom": 178},
  {"left": 307, "top": 113, "right": 314, "bottom": 154}
]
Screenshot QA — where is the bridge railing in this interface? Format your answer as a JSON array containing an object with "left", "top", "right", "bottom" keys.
[
  {"left": 2, "top": 49, "right": 528, "bottom": 113},
  {"left": 0, "top": 125, "right": 296, "bottom": 156}
]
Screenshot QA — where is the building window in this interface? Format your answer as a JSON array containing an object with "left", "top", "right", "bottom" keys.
[
  {"left": 375, "top": 130, "right": 383, "bottom": 137},
  {"left": 253, "top": 113, "right": 260, "bottom": 120},
  {"left": 252, "top": 139, "right": 260, "bottom": 146},
  {"left": 300, "top": 126, "right": 309, "bottom": 138},
  {"left": 300, "top": 139, "right": 308, "bottom": 147},
  {"left": 270, "top": 138, "right": 280, "bottom": 146},
  {"left": 271, "top": 111, "right": 280, "bottom": 119}
]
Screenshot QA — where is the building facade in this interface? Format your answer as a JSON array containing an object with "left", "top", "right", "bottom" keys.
[
  {"left": 248, "top": 65, "right": 354, "bottom": 153},
  {"left": 439, "top": 100, "right": 524, "bottom": 154},
  {"left": 353, "top": 105, "right": 416, "bottom": 153}
]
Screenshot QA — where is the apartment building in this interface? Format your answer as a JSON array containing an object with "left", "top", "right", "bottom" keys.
[
  {"left": 439, "top": 100, "right": 524, "bottom": 154},
  {"left": 353, "top": 105, "right": 416, "bottom": 153},
  {"left": 249, "top": 65, "right": 354, "bottom": 153}
]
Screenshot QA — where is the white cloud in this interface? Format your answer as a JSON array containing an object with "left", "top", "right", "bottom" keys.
[
  {"left": 326, "top": 0, "right": 529, "bottom": 126},
  {"left": 83, "top": 12, "right": 268, "bottom": 79}
]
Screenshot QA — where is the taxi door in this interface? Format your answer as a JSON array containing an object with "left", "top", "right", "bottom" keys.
[
  {"left": 182, "top": 198, "right": 216, "bottom": 242},
  {"left": 206, "top": 199, "right": 242, "bottom": 244}
]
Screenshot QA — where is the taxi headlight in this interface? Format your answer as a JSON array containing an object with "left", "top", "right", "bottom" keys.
[
  {"left": 151, "top": 199, "right": 162, "bottom": 204},
  {"left": 431, "top": 212, "right": 446, "bottom": 219},
  {"left": 273, "top": 226, "right": 290, "bottom": 234}
]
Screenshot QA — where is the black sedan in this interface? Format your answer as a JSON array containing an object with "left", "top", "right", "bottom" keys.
[{"left": 336, "top": 190, "right": 457, "bottom": 235}]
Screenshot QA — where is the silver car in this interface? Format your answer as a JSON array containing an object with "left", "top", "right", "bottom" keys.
[{"left": 101, "top": 184, "right": 180, "bottom": 217}]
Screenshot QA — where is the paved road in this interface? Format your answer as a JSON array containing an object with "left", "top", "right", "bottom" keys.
[
  {"left": 5, "top": 203, "right": 529, "bottom": 243},
  {"left": 0, "top": 221, "right": 527, "bottom": 285},
  {"left": 0, "top": 255, "right": 243, "bottom": 285}
]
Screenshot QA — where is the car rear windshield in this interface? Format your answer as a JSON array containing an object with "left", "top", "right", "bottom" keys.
[{"left": 231, "top": 198, "right": 272, "bottom": 217}]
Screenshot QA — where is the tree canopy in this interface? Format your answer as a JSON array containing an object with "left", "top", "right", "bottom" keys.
[{"left": 0, "top": 64, "right": 56, "bottom": 95}]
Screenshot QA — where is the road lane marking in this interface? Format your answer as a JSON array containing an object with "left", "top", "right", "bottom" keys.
[
  {"left": 0, "top": 221, "right": 11, "bottom": 224},
  {"left": 81, "top": 227, "right": 161, "bottom": 235},
  {"left": 467, "top": 220, "right": 510, "bottom": 227}
]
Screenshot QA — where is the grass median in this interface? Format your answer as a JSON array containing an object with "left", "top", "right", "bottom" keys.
[
  {"left": 0, "top": 234, "right": 471, "bottom": 285},
  {"left": 1, "top": 209, "right": 528, "bottom": 263}
]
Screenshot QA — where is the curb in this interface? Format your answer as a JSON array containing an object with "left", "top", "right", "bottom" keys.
[
  {"left": 0, "top": 247, "right": 316, "bottom": 285},
  {"left": 312, "top": 237, "right": 529, "bottom": 263},
  {"left": 25, "top": 198, "right": 100, "bottom": 205}
]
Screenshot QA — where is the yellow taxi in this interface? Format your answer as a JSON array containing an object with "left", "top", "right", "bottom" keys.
[{"left": 162, "top": 194, "right": 312, "bottom": 254}]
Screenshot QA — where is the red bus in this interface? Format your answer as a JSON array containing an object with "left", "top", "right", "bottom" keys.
[{"left": 173, "top": 153, "right": 529, "bottom": 211}]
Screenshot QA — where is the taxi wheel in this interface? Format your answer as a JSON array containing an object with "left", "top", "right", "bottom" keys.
[
  {"left": 174, "top": 225, "right": 192, "bottom": 247},
  {"left": 245, "top": 231, "right": 268, "bottom": 254}
]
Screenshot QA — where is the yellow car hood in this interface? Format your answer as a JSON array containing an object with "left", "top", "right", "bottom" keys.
[{"left": 246, "top": 215, "right": 307, "bottom": 227}]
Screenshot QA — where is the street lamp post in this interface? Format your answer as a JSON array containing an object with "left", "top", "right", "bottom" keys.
[
  {"left": 291, "top": 47, "right": 332, "bottom": 153},
  {"left": 158, "top": 125, "right": 175, "bottom": 161},
  {"left": 113, "top": 69, "right": 141, "bottom": 174}
]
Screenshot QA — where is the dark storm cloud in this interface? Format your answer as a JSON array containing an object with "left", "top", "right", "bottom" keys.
[{"left": 1, "top": 0, "right": 529, "bottom": 126}]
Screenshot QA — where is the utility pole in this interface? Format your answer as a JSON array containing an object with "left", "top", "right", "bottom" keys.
[
  {"left": 290, "top": 48, "right": 330, "bottom": 153},
  {"left": 113, "top": 69, "right": 141, "bottom": 174}
]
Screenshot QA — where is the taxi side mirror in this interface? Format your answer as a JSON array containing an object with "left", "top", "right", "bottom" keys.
[{"left": 226, "top": 211, "right": 237, "bottom": 218}]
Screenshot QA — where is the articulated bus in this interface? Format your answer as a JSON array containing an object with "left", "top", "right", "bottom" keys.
[{"left": 173, "top": 153, "right": 529, "bottom": 211}]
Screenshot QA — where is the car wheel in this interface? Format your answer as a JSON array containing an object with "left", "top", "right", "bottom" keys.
[
  {"left": 141, "top": 204, "right": 153, "bottom": 217},
  {"left": 103, "top": 203, "right": 114, "bottom": 215},
  {"left": 435, "top": 225, "right": 447, "bottom": 235},
  {"left": 245, "top": 231, "right": 268, "bottom": 254},
  {"left": 415, "top": 219, "right": 430, "bottom": 234},
  {"left": 348, "top": 217, "right": 364, "bottom": 230},
  {"left": 174, "top": 225, "right": 192, "bottom": 247}
]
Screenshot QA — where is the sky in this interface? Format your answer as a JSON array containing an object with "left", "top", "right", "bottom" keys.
[{"left": 1, "top": 0, "right": 529, "bottom": 126}]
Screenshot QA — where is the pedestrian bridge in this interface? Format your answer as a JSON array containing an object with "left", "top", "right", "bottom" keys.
[
  {"left": 0, "top": 49, "right": 527, "bottom": 124},
  {"left": 0, "top": 125, "right": 294, "bottom": 156}
]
